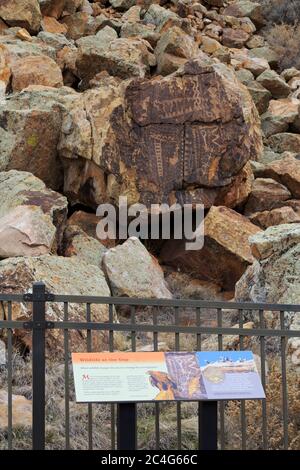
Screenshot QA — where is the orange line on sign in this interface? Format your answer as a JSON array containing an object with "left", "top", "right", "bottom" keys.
[{"left": 72, "top": 352, "right": 165, "bottom": 364}]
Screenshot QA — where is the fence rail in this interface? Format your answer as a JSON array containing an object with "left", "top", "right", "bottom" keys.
[{"left": 0, "top": 282, "right": 299, "bottom": 451}]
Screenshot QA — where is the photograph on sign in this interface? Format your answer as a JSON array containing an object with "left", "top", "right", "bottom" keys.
[{"left": 72, "top": 351, "right": 265, "bottom": 403}]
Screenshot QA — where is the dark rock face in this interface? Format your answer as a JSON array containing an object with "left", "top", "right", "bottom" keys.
[{"left": 110, "top": 57, "right": 263, "bottom": 206}]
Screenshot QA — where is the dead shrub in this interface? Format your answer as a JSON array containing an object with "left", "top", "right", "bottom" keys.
[
  {"left": 263, "top": 23, "right": 300, "bottom": 71},
  {"left": 258, "top": 0, "right": 300, "bottom": 24}
]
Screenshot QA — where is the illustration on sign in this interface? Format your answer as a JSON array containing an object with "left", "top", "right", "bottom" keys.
[{"left": 72, "top": 351, "right": 265, "bottom": 403}]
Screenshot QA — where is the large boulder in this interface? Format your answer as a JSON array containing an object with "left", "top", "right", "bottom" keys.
[
  {"left": 123, "top": 57, "right": 262, "bottom": 199},
  {"left": 41, "top": 16, "right": 68, "bottom": 34},
  {"left": 0, "top": 205, "right": 56, "bottom": 258},
  {"left": 0, "top": 170, "right": 67, "bottom": 220},
  {"left": 249, "top": 206, "right": 300, "bottom": 229},
  {"left": 75, "top": 35, "right": 156, "bottom": 88},
  {"left": 235, "top": 224, "right": 300, "bottom": 369},
  {"left": 235, "top": 223, "right": 300, "bottom": 303},
  {"left": 120, "top": 22, "right": 159, "bottom": 48},
  {"left": 0, "top": 255, "right": 112, "bottom": 354},
  {"left": 255, "top": 155, "right": 300, "bottom": 198},
  {"left": 248, "top": 46, "right": 279, "bottom": 68},
  {"left": 62, "top": 224, "right": 107, "bottom": 266},
  {"left": 244, "top": 178, "right": 291, "bottom": 215},
  {"left": 222, "top": 28, "right": 250, "bottom": 48},
  {"left": 160, "top": 206, "right": 261, "bottom": 291},
  {"left": 0, "top": 55, "right": 263, "bottom": 210},
  {"left": 62, "top": 11, "right": 100, "bottom": 40},
  {"left": 0, "top": 0, "right": 42, "bottom": 34},
  {"left": 11, "top": 54, "right": 63, "bottom": 92},
  {"left": 57, "top": 55, "right": 263, "bottom": 208},
  {"left": 154, "top": 26, "right": 199, "bottom": 75},
  {"left": 0, "top": 340, "right": 5, "bottom": 365},
  {"left": 257, "top": 70, "right": 291, "bottom": 99},
  {"left": 102, "top": 237, "right": 172, "bottom": 299},
  {"left": 66, "top": 210, "right": 116, "bottom": 248},
  {"left": 144, "top": 4, "right": 181, "bottom": 32},
  {"left": 223, "top": 1, "right": 264, "bottom": 28},
  {"left": 261, "top": 98, "right": 300, "bottom": 138},
  {"left": 0, "top": 170, "right": 68, "bottom": 251},
  {"left": 40, "top": 1, "right": 83, "bottom": 18},
  {"left": 0, "top": 86, "right": 74, "bottom": 190},
  {"left": 246, "top": 81, "right": 271, "bottom": 115},
  {"left": 0, "top": 35, "right": 73, "bottom": 89},
  {"left": 215, "top": 162, "right": 254, "bottom": 208},
  {"left": 266, "top": 134, "right": 300, "bottom": 155},
  {"left": 39, "top": 0, "right": 66, "bottom": 19}
]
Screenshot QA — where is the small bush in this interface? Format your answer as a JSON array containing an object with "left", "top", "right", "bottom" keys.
[
  {"left": 258, "top": 0, "right": 300, "bottom": 24},
  {"left": 263, "top": 23, "right": 300, "bottom": 71}
]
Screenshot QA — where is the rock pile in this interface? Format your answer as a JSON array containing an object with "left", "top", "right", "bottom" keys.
[{"left": 0, "top": 0, "right": 298, "bottom": 349}]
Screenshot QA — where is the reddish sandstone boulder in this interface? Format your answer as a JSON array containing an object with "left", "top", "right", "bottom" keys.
[
  {"left": 244, "top": 178, "right": 291, "bottom": 215},
  {"left": 256, "top": 155, "right": 300, "bottom": 198},
  {"left": 11, "top": 55, "right": 64, "bottom": 92},
  {"left": 160, "top": 206, "right": 261, "bottom": 290},
  {"left": 222, "top": 28, "right": 250, "bottom": 48},
  {"left": 0, "top": 0, "right": 42, "bottom": 34}
]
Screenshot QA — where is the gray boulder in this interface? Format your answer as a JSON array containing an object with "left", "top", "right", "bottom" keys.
[
  {"left": 0, "top": 255, "right": 112, "bottom": 355},
  {"left": 103, "top": 237, "right": 172, "bottom": 299}
]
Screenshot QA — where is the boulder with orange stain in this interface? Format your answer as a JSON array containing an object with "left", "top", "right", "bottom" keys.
[
  {"left": 41, "top": 16, "right": 68, "bottom": 35},
  {"left": 160, "top": 206, "right": 262, "bottom": 290},
  {"left": 0, "top": 0, "right": 42, "bottom": 34},
  {"left": 11, "top": 54, "right": 63, "bottom": 92}
]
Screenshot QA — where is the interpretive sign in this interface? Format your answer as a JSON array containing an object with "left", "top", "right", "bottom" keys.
[{"left": 72, "top": 351, "right": 265, "bottom": 403}]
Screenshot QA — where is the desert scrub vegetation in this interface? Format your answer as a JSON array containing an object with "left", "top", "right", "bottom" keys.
[
  {"left": 257, "top": 0, "right": 300, "bottom": 70},
  {"left": 258, "top": 0, "right": 300, "bottom": 24},
  {"left": 263, "top": 23, "right": 300, "bottom": 71}
]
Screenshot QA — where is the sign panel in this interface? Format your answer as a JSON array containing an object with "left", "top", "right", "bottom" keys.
[{"left": 72, "top": 351, "right": 265, "bottom": 403}]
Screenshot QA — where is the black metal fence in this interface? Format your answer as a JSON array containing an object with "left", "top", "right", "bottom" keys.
[{"left": 0, "top": 282, "right": 299, "bottom": 450}]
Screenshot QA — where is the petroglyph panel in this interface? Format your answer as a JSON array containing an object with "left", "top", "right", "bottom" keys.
[
  {"left": 62, "top": 58, "right": 262, "bottom": 208},
  {"left": 171, "top": 187, "right": 219, "bottom": 208},
  {"left": 132, "top": 124, "right": 184, "bottom": 205},
  {"left": 123, "top": 57, "right": 261, "bottom": 202},
  {"left": 126, "top": 73, "right": 239, "bottom": 126},
  {"left": 183, "top": 121, "right": 251, "bottom": 187}
]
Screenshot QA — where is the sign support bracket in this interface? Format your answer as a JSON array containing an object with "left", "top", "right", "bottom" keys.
[
  {"left": 198, "top": 401, "right": 218, "bottom": 450},
  {"left": 117, "top": 403, "right": 137, "bottom": 450}
]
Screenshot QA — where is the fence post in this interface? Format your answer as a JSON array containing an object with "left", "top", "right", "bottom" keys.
[{"left": 32, "top": 282, "right": 46, "bottom": 450}]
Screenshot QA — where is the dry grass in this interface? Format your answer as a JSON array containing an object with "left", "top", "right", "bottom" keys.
[
  {"left": 263, "top": 23, "right": 300, "bottom": 71},
  {"left": 225, "top": 361, "right": 300, "bottom": 450},
  {"left": 0, "top": 352, "right": 299, "bottom": 450},
  {"left": 256, "top": 0, "right": 300, "bottom": 70},
  {"left": 257, "top": 0, "right": 300, "bottom": 24}
]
